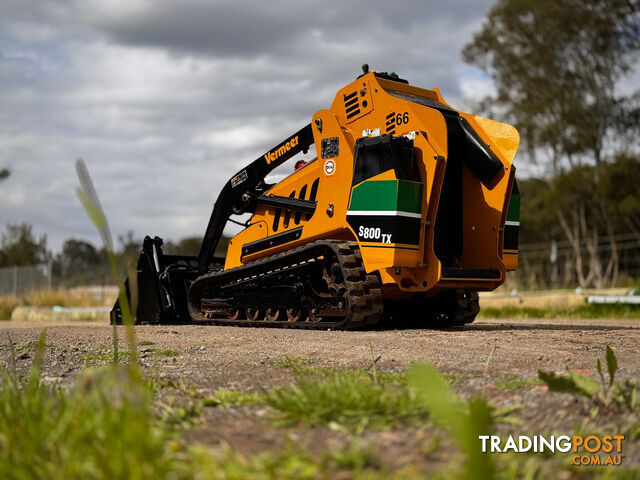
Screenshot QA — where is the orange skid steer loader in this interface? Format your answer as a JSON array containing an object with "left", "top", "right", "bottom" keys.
[{"left": 112, "top": 65, "right": 520, "bottom": 329}]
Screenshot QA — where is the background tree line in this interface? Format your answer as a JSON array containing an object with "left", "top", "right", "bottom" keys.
[
  {"left": 0, "top": 224, "right": 212, "bottom": 287},
  {"left": 463, "top": 0, "right": 640, "bottom": 289}
]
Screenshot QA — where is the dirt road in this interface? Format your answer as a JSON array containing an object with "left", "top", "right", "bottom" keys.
[
  {"left": 2, "top": 317, "right": 639, "bottom": 382},
  {"left": 1, "top": 317, "right": 639, "bottom": 469}
]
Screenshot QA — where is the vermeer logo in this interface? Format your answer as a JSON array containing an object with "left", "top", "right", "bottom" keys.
[{"left": 264, "top": 136, "right": 299, "bottom": 164}]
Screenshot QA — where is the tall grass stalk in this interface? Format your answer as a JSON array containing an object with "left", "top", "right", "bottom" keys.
[
  {"left": 75, "top": 159, "right": 137, "bottom": 370},
  {"left": 408, "top": 363, "right": 494, "bottom": 480}
]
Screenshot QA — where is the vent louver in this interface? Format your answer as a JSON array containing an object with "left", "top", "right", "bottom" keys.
[
  {"left": 385, "top": 112, "right": 396, "bottom": 134},
  {"left": 343, "top": 91, "right": 361, "bottom": 119}
]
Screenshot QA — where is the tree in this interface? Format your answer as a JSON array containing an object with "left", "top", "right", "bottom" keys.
[
  {"left": 517, "top": 154, "right": 640, "bottom": 288},
  {"left": 58, "top": 239, "right": 102, "bottom": 276},
  {"left": 164, "top": 236, "right": 202, "bottom": 256},
  {"left": 462, "top": 0, "right": 640, "bottom": 174},
  {"left": 164, "top": 235, "right": 229, "bottom": 257},
  {"left": 0, "top": 169, "right": 9, "bottom": 182},
  {"left": 0, "top": 224, "right": 49, "bottom": 267}
]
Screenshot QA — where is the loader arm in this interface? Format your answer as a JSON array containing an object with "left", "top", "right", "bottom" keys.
[{"left": 197, "top": 124, "right": 314, "bottom": 274}]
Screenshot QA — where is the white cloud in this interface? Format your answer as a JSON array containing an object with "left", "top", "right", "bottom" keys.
[{"left": 0, "top": 0, "right": 518, "bottom": 253}]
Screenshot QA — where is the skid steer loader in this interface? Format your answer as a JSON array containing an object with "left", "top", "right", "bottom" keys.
[{"left": 112, "top": 65, "right": 520, "bottom": 329}]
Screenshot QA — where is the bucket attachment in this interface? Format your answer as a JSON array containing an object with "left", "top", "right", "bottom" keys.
[{"left": 111, "top": 236, "right": 199, "bottom": 324}]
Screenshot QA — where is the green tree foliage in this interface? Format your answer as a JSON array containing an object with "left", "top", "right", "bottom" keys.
[
  {"left": 0, "top": 169, "right": 9, "bottom": 182},
  {"left": 0, "top": 224, "right": 49, "bottom": 267},
  {"left": 52, "top": 239, "right": 111, "bottom": 286},
  {"left": 520, "top": 153, "right": 640, "bottom": 243},
  {"left": 463, "top": 0, "right": 640, "bottom": 173},
  {"left": 517, "top": 154, "right": 640, "bottom": 287},
  {"left": 59, "top": 239, "right": 102, "bottom": 275},
  {"left": 163, "top": 236, "right": 202, "bottom": 256}
]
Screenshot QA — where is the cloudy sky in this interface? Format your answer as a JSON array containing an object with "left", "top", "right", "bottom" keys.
[{"left": 1, "top": 0, "right": 509, "bottom": 252}]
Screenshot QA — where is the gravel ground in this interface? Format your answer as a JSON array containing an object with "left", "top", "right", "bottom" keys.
[{"left": 1, "top": 317, "right": 639, "bottom": 470}]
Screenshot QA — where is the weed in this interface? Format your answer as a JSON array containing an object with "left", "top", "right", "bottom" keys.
[
  {"left": 203, "top": 388, "right": 262, "bottom": 407},
  {"left": 321, "top": 439, "right": 380, "bottom": 472},
  {"left": 139, "top": 348, "right": 180, "bottom": 358},
  {"left": 186, "top": 441, "right": 403, "bottom": 480},
  {"left": 264, "top": 369, "right": 428, "bottom": 432},
  {"left": 83, "top": 347, "right": 113, "bottom": 364},
  {"left": 1, "top": 335, "right": 408, "bottom": 479},
  {"left": 19, "top": 340, "right": 50, "bottom": 352},
  {"left": 444, "top": 372, "right": 473, "bottom": 385},
  {"left": 138, "top": 340, "right": 156, "bottom": 346},
  {"left": 408, "top": 362, "right": 495, "bottom": 480},
  {"left": 275, "top": 356, "right": 315, "bottom": 369},
  {"left": 157, "top": 396, "right": 203, "bottom": 430},
  {"left": 538, "top": 345, "right": 638, "bottom": 411},
  {"left": 0, "top": 332, "right": 174, "bottom": 479},
  {"left": 76, "top": 158, "right": 137, "bottom": 369},
  {"left": 83, "top": 347, "right": 130, "bottom": 365},
  {"left": 277, "top": 357, "right": 406, "bottom": 384},
  {"left": 144, "top": 375, "right": 179, "bottom": 392},
  {"left": 494, "top": 374, "right": 542, "bottom": 391}
]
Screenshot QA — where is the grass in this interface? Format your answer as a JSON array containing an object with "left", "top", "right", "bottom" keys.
[
  {"left": 203, "top": 387, "right": 262, "bottom": 407},
  {"left": 494, "top": 374, "right": 542, "bottom": 391},
  {"left": 84, "top": 347, "right": 130, "bottom": 365},
  {"left": 1, "top": 333, "right": 407, "bottom": 480},
  {"left": 186, "top": 441, "right": 405, "bottom": 480},
  {"left": 6, "top": 340, "right": 639, "bottom": 480},
  {"left": 138, "top": 340, "right": 156, "bottom": 346},
  {"left": 275, "top": 356, "right": 316, "bottom": 370},
  {"left": 275, "top": 356, "right": 406, "bottom": 384},
  {"left": 538, "top": 345, "right": 638, "bottom": 412},
  {"left": 0, "top": 333, "right": 173, "bottom": 479},
  {"left": 85, "top": 346, "right": 180, "bottom": 365},
  {"left": 408, "top": 363, "right": 495, "bottom": 480},
  {"left": 444, "top": 372, "right": 474, "bottom": 385},
  {"left": 264, "top": 369, "right": 428, "bottom": 432},
  {"left": 479, "top": 303, "right": 640, "bottom": 319}
]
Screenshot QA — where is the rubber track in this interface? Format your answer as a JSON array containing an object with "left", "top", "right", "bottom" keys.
[
  {"left": 188, "top": 240, "right": 383, "bottom": 330},
  {"left": 448, "top": 290, "right": 479, "bottom": 326}
]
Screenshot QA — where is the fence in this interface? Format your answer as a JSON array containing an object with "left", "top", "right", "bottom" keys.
[
  {"left": 510, "top": 232, "right": 640, "bottom": 290},
  {"left": 0, "top": 263, "right": 53, "bottom": 295},
  {"left": 1, "top": 232, "right": 639, "bottom": 294}
]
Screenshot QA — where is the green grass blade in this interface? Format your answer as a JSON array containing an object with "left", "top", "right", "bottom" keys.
[
  {"left": 75, "top": 158, "right": 138, "bottom": 374},
  {"left": 408, "top": 363, "right": 494, "bottom": 480},
  {"left": 538, "top": 370, "right": 592, "bottom": 399},
  {"left": 567, "top": 370, "right": 600, "bottom": 397},
  {"left": 605, "top": 345, "right": 617, "bottom": 388}
]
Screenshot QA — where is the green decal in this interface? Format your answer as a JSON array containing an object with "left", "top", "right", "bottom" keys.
[
  {"left": 348, "top": 180, "right": 423, "bottom": 213},
  {"left": 506, "top": 180, "right": 520, "bottom": 222}
]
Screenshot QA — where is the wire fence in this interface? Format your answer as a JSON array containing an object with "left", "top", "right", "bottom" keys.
[
  {"left": 510, "top": 231, "right": 640, "bottom": 290},
  {"left": 1, "top": 232, "right": 638, "bottom": 295},
  {"left": 0, "top": 263, "right": 53, "bottom": 295}
]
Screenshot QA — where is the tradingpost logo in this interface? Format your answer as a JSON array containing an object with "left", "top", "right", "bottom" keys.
[{"left": 479, "top": 434, "right": 625, "bottom": 466}]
